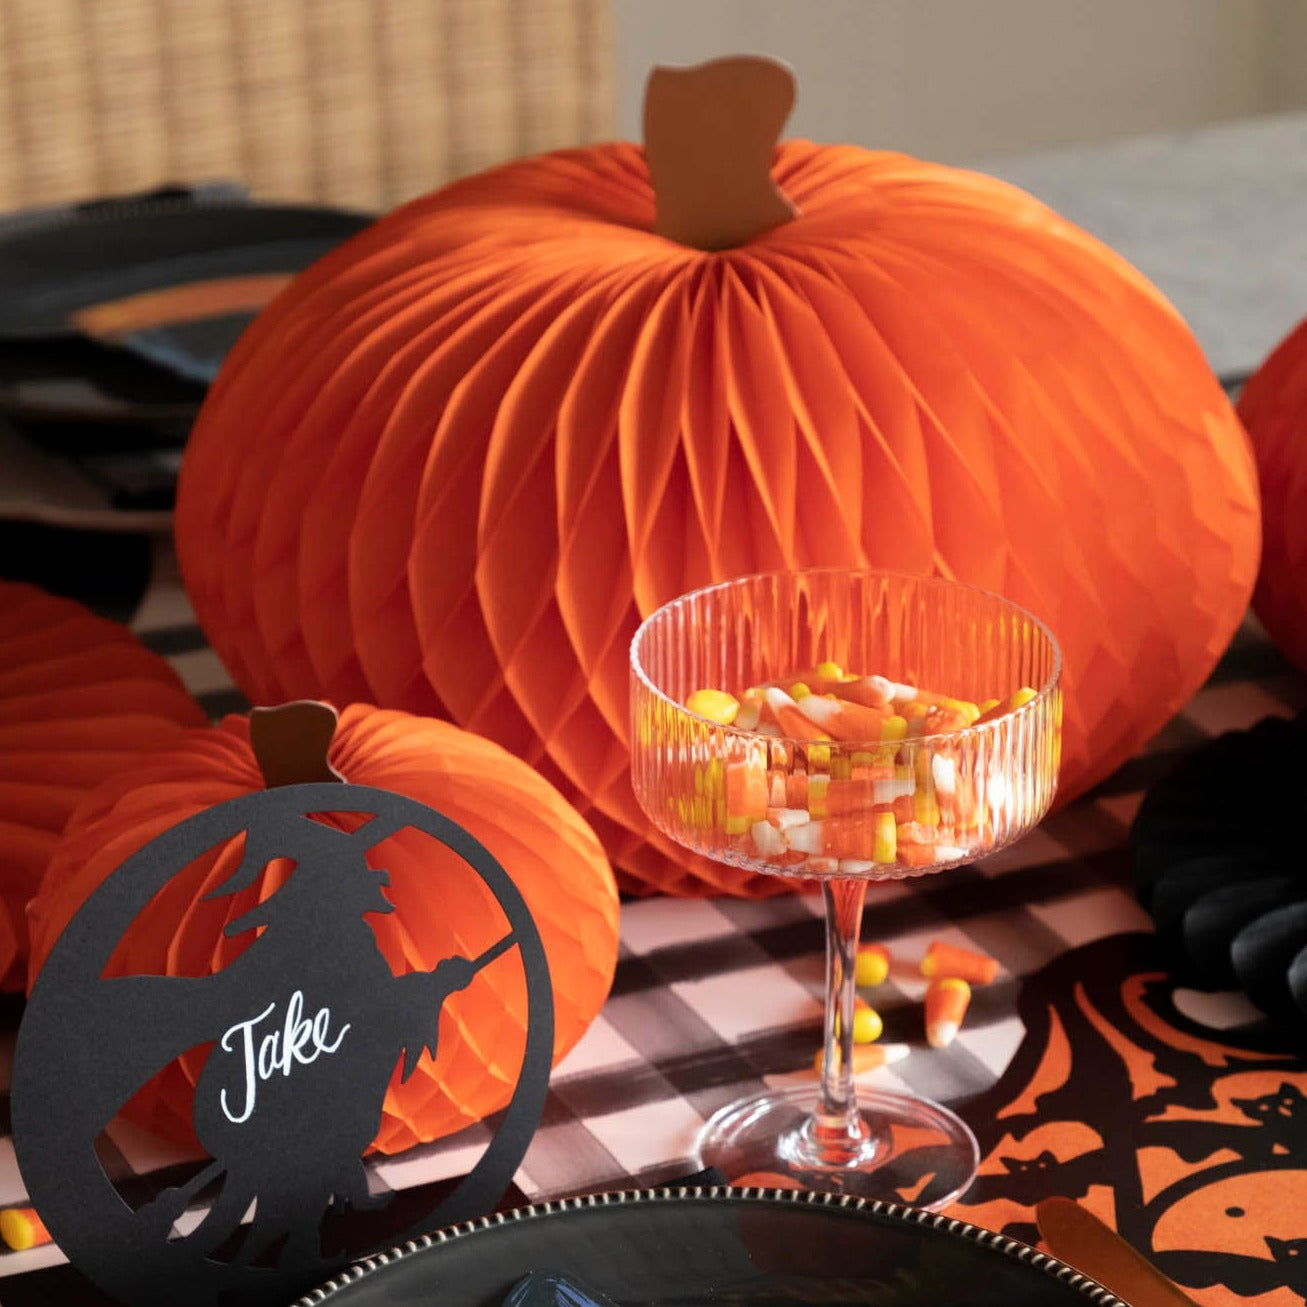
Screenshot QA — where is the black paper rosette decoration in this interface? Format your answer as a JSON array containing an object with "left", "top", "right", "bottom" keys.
[{"left": 1132, "top": 713, "right": 1307, "bottom": 1032}]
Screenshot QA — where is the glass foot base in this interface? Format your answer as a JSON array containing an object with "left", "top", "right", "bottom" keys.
[{"left": 694, "top": 1084, "right": 979, "bottom": 1211}]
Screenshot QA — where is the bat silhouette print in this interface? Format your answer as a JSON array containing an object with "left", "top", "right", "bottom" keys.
[{"left": 12, "top": 776, "right": 553, "bottom": 1307}]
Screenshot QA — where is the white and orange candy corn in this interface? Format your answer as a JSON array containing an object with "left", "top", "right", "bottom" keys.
[
  {"left": 680, "top": 664, "right": 1019, "bottom": 873},
  {"left": 974, "top": 687, "right": 1038, "bottom": 725},
  {"left": 919, "top": 940, "right": 998, "bottom": 986},
  {"left": 0, "top": 1206, "right": 50, "bottom": 1251},
  {"left": 814, "top": 1042, "right": 909, "bottom": 1076},
  {"left": 685, "top": 688, "right": 741, "bottom": 725},
  {"left": 925, "top": 977, "right": 972, "bottom": 1048}
]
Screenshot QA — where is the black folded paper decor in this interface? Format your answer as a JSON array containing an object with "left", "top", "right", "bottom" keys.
[{"left": 1131, "top": 712, "right": 1307, "bottom": 1031}]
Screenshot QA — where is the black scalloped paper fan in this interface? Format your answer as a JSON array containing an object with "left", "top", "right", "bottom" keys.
[{"left": 1131, "top": 712, "right": 1307, "bottom": 1032}]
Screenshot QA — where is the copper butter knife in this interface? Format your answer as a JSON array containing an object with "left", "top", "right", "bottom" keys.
[{"left": 1036, "top": 1197, "right": 1198, "bottom": 1307}]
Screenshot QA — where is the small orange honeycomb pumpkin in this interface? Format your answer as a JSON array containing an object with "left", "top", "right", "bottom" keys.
[{"left": 28, "top": 702, "right": 619, "bottom": 1154}]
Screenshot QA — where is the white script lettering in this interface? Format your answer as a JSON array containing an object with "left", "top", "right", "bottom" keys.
[{"left": 218, "top": 991, "right": 351, "bottom": 1124}]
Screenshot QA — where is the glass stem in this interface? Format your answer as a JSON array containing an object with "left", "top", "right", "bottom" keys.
[{"left": 814, "top": 876, "right": 871, "bottom": 1162}]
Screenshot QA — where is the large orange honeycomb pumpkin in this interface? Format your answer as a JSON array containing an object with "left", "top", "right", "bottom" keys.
[
  {"left": 27, "top": 702, "right": 619, "bottom": 1154},
  {"left": 175, "top": 58, "right": 1259, "bottom": 896}
]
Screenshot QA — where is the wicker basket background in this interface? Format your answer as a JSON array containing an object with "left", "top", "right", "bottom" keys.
[{"left": 0, "top": 0, "right": 615, "bottom": 213}]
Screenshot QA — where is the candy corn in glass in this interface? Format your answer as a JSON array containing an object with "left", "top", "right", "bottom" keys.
[{"left": 631, "top": 569, "right": 1061, "bottom": 1209}]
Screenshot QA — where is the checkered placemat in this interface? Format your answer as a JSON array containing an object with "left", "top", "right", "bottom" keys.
[{"left": 0, "top": 540, "right": 1303, "bottom": 1301}]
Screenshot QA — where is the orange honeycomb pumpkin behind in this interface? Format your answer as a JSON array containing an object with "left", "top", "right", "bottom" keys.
[
  {"left": 0, "top": 581, "right": 205, "bottom": 988},
  {"left": 1236, "top": 317, "right": 1307, "bottom": 676},
  {"left": 175, "top": 127, "right": 1259, "bottom": 897},
  {"left": 27, "top": 704, "right": 620, "bottom": 1155}
]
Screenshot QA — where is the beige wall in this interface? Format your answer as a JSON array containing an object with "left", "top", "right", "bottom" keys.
[
  {"left": 613, "top": 0, "right": 1307, "bottom": 163},
  {"left": 1270, "top": 0, "right": 1307, "bottom": 109}
]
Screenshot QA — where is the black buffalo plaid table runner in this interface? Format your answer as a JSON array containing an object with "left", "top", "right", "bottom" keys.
[{"left": 0, "top": 543, "right": 1303, "bottom": 1306}]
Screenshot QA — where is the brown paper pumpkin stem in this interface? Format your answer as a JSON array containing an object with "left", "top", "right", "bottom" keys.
[
  {"left": 249, "top": 701, "right": 344, "bottom": 788},
  {"left": 644, "top": 55, "right": 799, "bottom": 251}
]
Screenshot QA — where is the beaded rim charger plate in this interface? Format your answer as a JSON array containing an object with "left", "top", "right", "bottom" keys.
[{"left": 293, "top": 1187, "right": 1128, "bottom": 1307}]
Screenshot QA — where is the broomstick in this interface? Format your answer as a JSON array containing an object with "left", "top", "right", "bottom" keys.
[{"left": 136, "top": 932, "right": 519, "bottom": 1233}]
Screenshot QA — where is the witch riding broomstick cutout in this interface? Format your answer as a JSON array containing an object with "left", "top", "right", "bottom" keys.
[{"left": 124, "top": 703, "right": 522, "bottom": 1270}]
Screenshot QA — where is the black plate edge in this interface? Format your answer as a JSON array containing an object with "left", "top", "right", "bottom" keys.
[{"left": 291, "top": 1185, "right": 1129, "bottom": 1307}]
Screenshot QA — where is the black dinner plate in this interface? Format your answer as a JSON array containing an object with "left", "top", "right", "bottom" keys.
[{"left": 294, "top": 1187, "right": 1126, "bottom": 1307}]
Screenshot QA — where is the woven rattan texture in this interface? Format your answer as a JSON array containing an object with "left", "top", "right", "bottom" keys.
[{"left": 0, "top": 0, "right": 615, "bottom": 211}]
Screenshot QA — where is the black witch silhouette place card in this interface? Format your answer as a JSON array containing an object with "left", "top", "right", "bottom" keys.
[{"left": 11, "top": 705, "right": 554, "bottom": 1307}]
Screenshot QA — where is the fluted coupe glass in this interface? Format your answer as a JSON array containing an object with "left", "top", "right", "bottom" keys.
[{"left": 630, "top": 570, "right": 1061, "bottom": 1206}]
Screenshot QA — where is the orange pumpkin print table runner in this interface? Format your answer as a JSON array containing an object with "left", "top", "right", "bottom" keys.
[{"left": 948, "top": 931, "right": 1307, "bottom": 1307}]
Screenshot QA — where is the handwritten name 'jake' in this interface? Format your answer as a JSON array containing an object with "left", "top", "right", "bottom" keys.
[{"left": 218, "top": 991, "right": 350, "bottom": 1124}]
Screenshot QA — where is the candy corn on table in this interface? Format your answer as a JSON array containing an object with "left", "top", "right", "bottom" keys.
[{"left": 0, "top": 543, "right": 1304, "bottom": 1307}]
